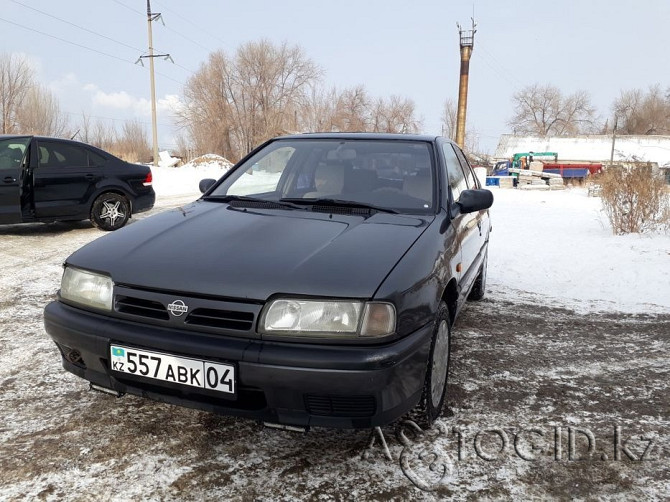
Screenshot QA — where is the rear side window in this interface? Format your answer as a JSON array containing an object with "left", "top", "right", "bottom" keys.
[
  {"left": 38, "top": 141, "right": 90, "bottom": 168},
  {"left": 87, "top": 149, "right": 107, "bottom": 167}
]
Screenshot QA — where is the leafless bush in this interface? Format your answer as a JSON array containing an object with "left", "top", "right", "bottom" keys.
[
  {"left": 0, "top": 53, "right": 33, "bottom": 134},
  {"left": 15, "top": 85, "right": 70, "bottom": 137},
  {"left": 83, "top": 119, "right": 150, "bottom": 163},
  {"left": 600, "top": 165, "right": 670, "bottom": 234}
]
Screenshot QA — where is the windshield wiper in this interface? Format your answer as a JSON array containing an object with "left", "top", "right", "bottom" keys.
[
  {"left": 280, "top": 197, "right": 399, "bottom": 214},
  {"left": 203, "top": 194, "right": 304, "bottom": 210}
]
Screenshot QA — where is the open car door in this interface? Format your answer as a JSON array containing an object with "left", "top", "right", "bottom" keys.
[{"left": 0, "top": 137, "right": 30, "bottom": 224}]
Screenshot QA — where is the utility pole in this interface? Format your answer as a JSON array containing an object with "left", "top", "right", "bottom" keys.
[
  {"left": 455, "top": 19, "right": 476, "bottom": 149},
  {"left": 137, "top": 0, "right": 171, "bottom": 166}
]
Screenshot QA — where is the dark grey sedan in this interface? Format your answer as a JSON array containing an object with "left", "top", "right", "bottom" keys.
[{"left": 44, "top": 133, "right": 492, "bottom": 429}]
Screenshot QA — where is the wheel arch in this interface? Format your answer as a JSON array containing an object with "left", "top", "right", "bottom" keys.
[
  {"left": 440, "top": 278, "right": 458, "bottom": 326},
  {"left": 89, "top": 187, "right": 133, "bottom": 214}
]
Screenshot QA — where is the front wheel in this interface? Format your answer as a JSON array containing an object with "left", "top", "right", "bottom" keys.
[
  {"left": 417, "top": 302, "right": 451, "bottom": 427},
  {"left": 90, "top": 193, "right": 130, "bottom": 231}
]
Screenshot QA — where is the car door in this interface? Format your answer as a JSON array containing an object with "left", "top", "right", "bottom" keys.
[
  {"left": 32, "top": 139, "right": 103, "bottom": 218},
  {"left": 0, "top": 137, "right": 30, "bottom": 224},
  {"left": 453, "top": 145, "right": 490, "bottom": 265},
  {"left": 442, "top": 142, "right": 480, "bottom": 292}
]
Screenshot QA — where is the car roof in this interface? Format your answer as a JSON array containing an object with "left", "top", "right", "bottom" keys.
[
  {"left": 0, "top": 134, "right": 81, "bottom": 145},
  {"left": 275, "top": 132, "right": 443, "bottom": 143},
  {"left": 0, "top": 134, "right": 113, "bottom": 155}
]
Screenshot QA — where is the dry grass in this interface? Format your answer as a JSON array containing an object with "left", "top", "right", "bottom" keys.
[{"left": 600, "top": 165, "right": 670, "bottom": 234}]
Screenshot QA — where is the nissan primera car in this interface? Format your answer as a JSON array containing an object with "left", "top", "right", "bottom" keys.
[{"left": 44, "top": 133, "right": 492, "bottom": 429}]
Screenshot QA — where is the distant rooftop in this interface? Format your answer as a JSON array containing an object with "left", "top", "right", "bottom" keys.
[{"left": 494, "top": 135, "right": 670, "bottom": 167}]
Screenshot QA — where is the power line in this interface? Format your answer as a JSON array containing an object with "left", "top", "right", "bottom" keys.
[
  {"left": 9, "top": 0, "right": 143, "bottom": 54},
  {"left": 0, "top": 16, "right": 132, "bottom": 65},
  {"left": 0, "top": 15, "right": 186, "bottom": 87},
  {"left": 476, "top": 42, "right": 524, "bottom": 87},
  {"left": 153, "top": 0, "right": 231, "bottom": 51},
  {"left": 110, "top": 0, "right": 145, "bottom": 16}
]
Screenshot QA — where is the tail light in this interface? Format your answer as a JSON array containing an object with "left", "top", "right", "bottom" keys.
[{"left": 142, "top": 171, "right": 153, "bottom": 186}]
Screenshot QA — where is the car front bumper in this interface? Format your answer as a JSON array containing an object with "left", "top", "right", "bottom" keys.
[{"left": 44, "top": 301, "right": 433, "bottom": 429}]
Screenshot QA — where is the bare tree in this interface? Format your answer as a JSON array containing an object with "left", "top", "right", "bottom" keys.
[
  {"left": 370, "top": 95, "right": 420, "bottom": 133},
  {"left": 299, "top": 84, "right": 339, "bottom": 132},
  {"left": 612, "top": 85, "right": 670, "bottom": 135},
  {"left": 0, "top": 53, "right": 34, "bottom": 134},
  {"left": 508, "top": 83, "right": 598, "bottom": 136},
  {"left": 79, "top": 112, "right": 92, "bottom": 143},
  {"left": 331, "top": 85, "right": 371, "bottom": 132},
  {"left": 178, "top": 40, "right": 321, "bottom": 161},
  {"left": 89, "top": 120, "right": 117, "bottom": 153},
  {"left": 15, "top": 85, "right": 70, "bottom": 137},
  {"left": 441, "top": 98, "right": 457, "bottom": 140},
  {"left": 117, "top": 119, "right": 151, "bottom": 163}
]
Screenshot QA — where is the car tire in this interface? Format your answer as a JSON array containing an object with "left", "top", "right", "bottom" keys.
[
  {"left": 417, "top": 302, "right": 451, "bottom": 427},
  {"left": 90, "top": 193, "right": 130, "bottom": 231},
  {"left": 468, "top": 252, "right": 488, "bottom": 301}
]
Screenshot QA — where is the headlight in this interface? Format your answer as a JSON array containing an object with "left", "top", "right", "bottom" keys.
[
  {"left": 60, "top": 266, "right": 113, "bottom": 311},
  {"left": 260, "top": 299, "right": 395, "bottom": 338}
]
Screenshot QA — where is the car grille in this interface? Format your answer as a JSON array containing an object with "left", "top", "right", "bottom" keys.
[
  {"left": 113, "top": 286, "right": 261, "bottom": 337},
  {"left": 185, "top": 308, "right": 254, "bottom": 331},
  {"left": 304, "top": 394, "right": 377, "bottom": 418},
  {"left": 116, "top": 296, "right": 169, "bottom": 320}
]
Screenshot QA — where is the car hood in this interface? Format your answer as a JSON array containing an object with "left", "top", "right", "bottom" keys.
[{"left": 67, "top": 201, "right": 434, "bottom": 300}]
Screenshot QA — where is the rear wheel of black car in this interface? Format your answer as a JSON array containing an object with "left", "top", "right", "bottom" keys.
[
  {"left": 417, "top": 302, "right": 451, "bottom": 426},
  {"left": 468, "top": 253, "right": 488, "bottom": 301},
  {"left": 91, "top": 193, "right": 130, "bottom": 231}
]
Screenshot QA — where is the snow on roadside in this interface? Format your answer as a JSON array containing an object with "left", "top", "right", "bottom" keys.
[
  {"left": 151, "top": 155, "right": 233, "bottom": 197},
  {"left": 487, "top": 187, "right": 670, "bottom": 314}
]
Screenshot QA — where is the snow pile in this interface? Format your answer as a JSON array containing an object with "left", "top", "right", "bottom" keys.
[{"left": 151, "top": 154, "right": 234, "bottom": 196}]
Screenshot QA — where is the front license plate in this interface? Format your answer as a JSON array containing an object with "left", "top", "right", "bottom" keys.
[{"left": 109, "top": 345, "right": 235, "bottom": 395}]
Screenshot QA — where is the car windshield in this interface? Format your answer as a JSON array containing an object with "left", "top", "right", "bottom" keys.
[{"left": 208, "top": 139, "right": 436, "bottom": 214}]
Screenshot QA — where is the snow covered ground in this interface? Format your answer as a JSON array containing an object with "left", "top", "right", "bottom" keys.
[
  {"left": 0, "top": 167, "right": 669, "bottom": 500},
  {"left": 487, "top": 188, "right": 670, "bottom": 314}
]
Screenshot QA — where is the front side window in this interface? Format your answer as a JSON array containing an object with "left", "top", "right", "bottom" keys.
[
  {"left": 453, "top": 145, "right": 478, "bottom": 189},
  {"left": 211, "top": 139, "right": 436, "bottom": 214},
  {"left": 0, "top": 137, "right": 30, "bottom": 170},
  {"left": 442, "top": 143, "right": 467, "bottom": 202}
]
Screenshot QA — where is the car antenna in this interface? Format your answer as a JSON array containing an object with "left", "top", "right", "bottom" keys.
[{"left": 70, "top": 129, "right": 80, "bottom": 140}]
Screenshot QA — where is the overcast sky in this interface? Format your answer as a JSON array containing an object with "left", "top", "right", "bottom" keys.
[{"left": 2, "top": 0, "right": 669, "bottom": 154}]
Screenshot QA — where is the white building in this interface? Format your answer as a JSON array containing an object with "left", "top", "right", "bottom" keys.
[{"left": 494, "top": 134, "right": 670, "bottom": 165}]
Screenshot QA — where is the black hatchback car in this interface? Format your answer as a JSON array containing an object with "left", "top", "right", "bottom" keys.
[
  {"left": 0, "top": 135, "right": 155, "bottom": 230},
  {"left": 44, "top": 133, "right": 492, "bottom": 429}
]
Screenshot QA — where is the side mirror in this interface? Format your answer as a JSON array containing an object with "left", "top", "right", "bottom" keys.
[
  {"left": 199, "top": 178, "right": 217, "bottom": 194},
  {"left": 457, "top": 189, "right": 494, "bottom": 214}
]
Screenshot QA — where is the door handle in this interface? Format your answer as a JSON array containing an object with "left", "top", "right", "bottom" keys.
[
  {"left": 84, "top": 174, "right": 97, "bottom": 180},
  {"left": 477, "top": 220, "right": 482, "bottom": 236},
  {"left": 3, "top": 176, "right": 16, "bottom": 183}
]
